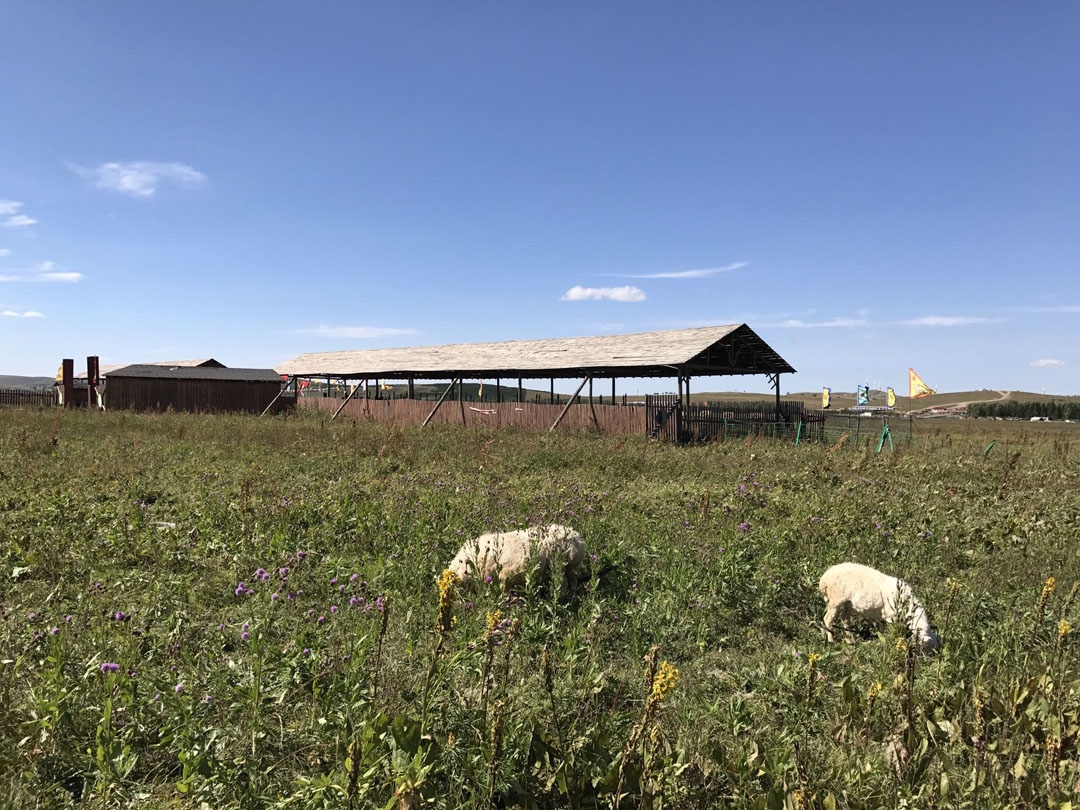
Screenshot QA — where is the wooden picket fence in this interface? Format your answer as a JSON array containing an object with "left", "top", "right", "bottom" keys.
[
  {"left": 299, "top": 396, "right": 646, "bottom": 435},
  {"left": 0, "top": 389, "right": 57, "bottom": 408}
]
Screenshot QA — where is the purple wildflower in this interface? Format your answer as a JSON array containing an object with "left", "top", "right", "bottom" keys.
[{"left": 174, "top": 684, "right": 184, "bottom": 694}]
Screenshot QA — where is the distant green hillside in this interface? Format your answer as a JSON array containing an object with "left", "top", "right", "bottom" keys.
[{"left": 0, "top": 375, "right": 55, "bottom": 389}]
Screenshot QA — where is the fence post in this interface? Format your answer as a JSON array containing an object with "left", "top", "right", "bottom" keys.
[{"left": 795, "top": 421, "right": 803, "bottom": 445}]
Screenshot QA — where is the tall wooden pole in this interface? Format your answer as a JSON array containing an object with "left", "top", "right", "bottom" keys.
[{"left": 62, "top": 358, "right": 74, "bottom": 408}]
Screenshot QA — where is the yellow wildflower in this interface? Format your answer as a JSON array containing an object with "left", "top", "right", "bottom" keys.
[
  {"left": 435, "top": 568, "right": 460, "bottom": 636},
  {"left": 650, "top": 661, "right": 679, "bottom": 702}
]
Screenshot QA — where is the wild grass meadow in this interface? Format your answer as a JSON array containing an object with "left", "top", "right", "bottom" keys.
[{"left": 2, "top": 408, "right": 1078, "bottom": 808}]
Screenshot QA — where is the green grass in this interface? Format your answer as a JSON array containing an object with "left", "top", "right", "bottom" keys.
[{"left": 2, "top": 408, "right": 1078, "bottom": 808}]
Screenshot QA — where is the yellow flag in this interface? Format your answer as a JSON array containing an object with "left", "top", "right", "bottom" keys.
[
  {"left": 822, "top": 387, "right": 831, "bottom": 409},
  {"left": 887, "top": 388, "right": 896, "bottom": 407},
  {"left": 381, "top": 380, "right": 391, "bottom": 391},
  {"left": 908, "top": 368, "right": 935, "bottom": 399},
  {"left": 477, "top": 380, "right": 484, "bottom": 398},
  {"left": 55, "top": 364, "right": 64, "bottom": 382}
]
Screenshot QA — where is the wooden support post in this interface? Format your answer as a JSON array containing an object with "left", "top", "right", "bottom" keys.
[
  {"left": 550, "top": 378, "right": 555, "bottom": 405},
  {"left": 611, "top": 377, "right": 616, "bottom": 403},
  {"left": 422, "top": 378, "right": 459, "bottom": 427},
  {"left": 685, "top": 376, "right": 691, "bottom": 407},
  {"left": 517, "top": 377, "right": 523, "bottom": 403},
  {"left": 86, "top": 356, "right": 100, "bottom": 410},
  {"left": 408, "top": 376, "right": 415, "bottom": 399},
  {"left": 62, "top": 358, "right": 74, "bottom": 408},
  {"left": 677, "top": 376, "right": 683, "bottom": 405},
  {"left": 496, "top": 378, "right": 501, "bottom": 403},
  {"left": 330, "top": 379, "right": 364, "bottom": 421},
  {"left": 588, "top": 377, "right": 593, "bottom": 404},
  {"left": 774, "top": 374, "right": 781, "bottom": 421},
  {"left": 550, "top": 377, "right": 590, "bottom": 431},
  {"left": 260, "top": 375, "right": 294, "bottom": 417}
]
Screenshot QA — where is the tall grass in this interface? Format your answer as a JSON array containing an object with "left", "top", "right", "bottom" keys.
[{"left": 1, "top": 408, "right": 1077, "bottom": 808}]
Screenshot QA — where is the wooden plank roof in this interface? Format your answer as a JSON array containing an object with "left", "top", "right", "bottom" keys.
[
  {"left": 107, "top": 365, "right": 280, "bottom": 382},
  {"left": 275, "top": 324, "right": 795, "bottom": 379}
]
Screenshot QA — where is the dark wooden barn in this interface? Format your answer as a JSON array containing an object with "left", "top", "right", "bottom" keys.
[{"left": 104, "top": 365, "right": 294, "bottom": 414}]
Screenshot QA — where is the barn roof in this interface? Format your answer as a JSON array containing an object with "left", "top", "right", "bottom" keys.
[
  {"left": 275, "top": 324, "right": 794, "bottom": 379},
  {"left": 107, "top": 365, "right": 281, "bottom": 382},
  {"left": 75, "top": 358, "right": 224, "bottom": 379}
]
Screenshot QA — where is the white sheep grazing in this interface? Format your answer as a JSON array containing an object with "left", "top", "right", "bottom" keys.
[
  {"left": 819, "top": 562, "right": 941, "bottom": 651},
  {"left": 448, "top": 524, "right": 586, "bottom": 593}
]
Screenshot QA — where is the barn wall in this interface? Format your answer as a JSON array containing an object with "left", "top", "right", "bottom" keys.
[
  {"left": 107, "top": 378, "right": 293, "bottom": 414},
  {"left": 299, "top": 396, "right": 646, "bottom": 435}
]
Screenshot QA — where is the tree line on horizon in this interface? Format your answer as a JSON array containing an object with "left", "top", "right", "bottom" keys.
[{"left": 969, "top": 399, "right": 1080, "bottom": 420}]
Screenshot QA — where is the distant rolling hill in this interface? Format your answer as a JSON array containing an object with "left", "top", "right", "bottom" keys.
[
  {"left": 661, "top": 389, "right": 1080, "bottom": 413},
  {"left": 0, "top": 375, "right": 55, "bottom": 389}
]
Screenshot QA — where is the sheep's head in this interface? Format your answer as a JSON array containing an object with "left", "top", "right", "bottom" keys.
[
  {"left": 447, "top": 548, "right": 470, "bottom": 582},
  {"left": 907, "top": 607, "right": 941, "bottom": 652}
]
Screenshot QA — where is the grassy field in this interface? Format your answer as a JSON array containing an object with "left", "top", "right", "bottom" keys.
[{"left": 2, "top": 408, "right": 1078, "bottom": 809}]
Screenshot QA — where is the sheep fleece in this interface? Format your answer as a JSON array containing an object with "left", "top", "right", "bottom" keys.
[{"left": 448, "top": 525, "right": 585, "bottom": 585}]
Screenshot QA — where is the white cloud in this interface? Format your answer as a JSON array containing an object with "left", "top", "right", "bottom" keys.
[
  {"left": 1030, "top": 358, "right": 1066, "bottom": 368},
  {"left": 561, "top": 285, "right": 646, "bottom": 302},
  {"left": 0, "top": 249, "right": 10, "bottom": 257},
  {"left": 2, "top": 310, "right": 44, "bottom": 318},
  {"left": 608, "top": 261, "right": 748, "bottom": 279},
  {"left": 0, "top": 201, "right": 36, "bottom": 228},
  {"left": 293, "top": 325, "right": 419, "bottom": 338},
  {"left": 770, "top": 318, "right": 869, "bottom": 328},
  {"left": 72, "top": 161, "right": 206, "bottom": 197},
  {"left": 899, "top": 315, "right": 994, "bottom": 327},
  {"left": 0, "top": 261, "right": 83, "bottom": 283}
]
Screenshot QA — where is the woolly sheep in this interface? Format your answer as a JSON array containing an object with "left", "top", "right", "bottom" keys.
[
  {"left": 818, "top": 562, "right": 941, "bottom": 651},
  {"left": 448, "top": 524, "right": 586, "bottom": 593}
]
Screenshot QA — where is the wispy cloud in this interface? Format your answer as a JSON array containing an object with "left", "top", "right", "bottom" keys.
[
  {"left": 769, "top": 318, "right": 869, "bottom": 328},
  {"left": 1023, "top": 304, "right": 1080, "bottom": 313},
  {"left": 0, "top": 261, "right": 84, "bottom": 283},
  {"left": 292, "top": 325, "right": 419, "bottom": 338},
  {"left": 0, "top": 200, "right": 36, "bottom": 228},
  {"left": 899, "top": 315, "right": 996, "bottom": 327},
  {"left": 0, "top": 249, "right": 10, "bottom": 257},
  {"left": 606, "top": 261, "right": 748, "bottom": 279},
  {"left": 561, "top": 285, "right": 646, "bottom": 302},
  {"left": 1030, "top": 358, "right": 1066, "bottom": 368},
  {"left": 72, "top": 161, "right": 206, "bottom": 197},
  {"left": 2, "top": 310, "right": 44, "bottom": 318}
]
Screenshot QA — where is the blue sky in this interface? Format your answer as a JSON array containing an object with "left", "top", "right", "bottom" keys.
[{"left": 2, "top": 2, "right": 1078, "bottom": 394}]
